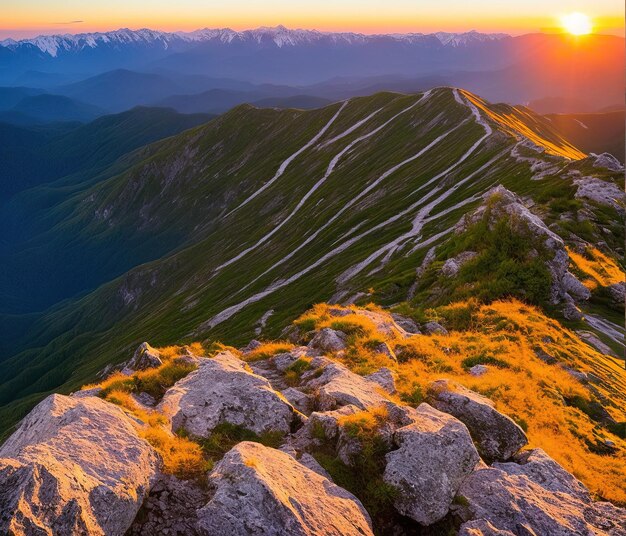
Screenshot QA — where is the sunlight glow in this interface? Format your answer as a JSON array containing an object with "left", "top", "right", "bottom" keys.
[{"left": 560, "top": 12, "right": 593, "bottom": 35}]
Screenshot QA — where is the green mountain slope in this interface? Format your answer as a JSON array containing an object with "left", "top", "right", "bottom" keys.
[{"left": 0, "top": 87, "right": 623, "bottom": 437}]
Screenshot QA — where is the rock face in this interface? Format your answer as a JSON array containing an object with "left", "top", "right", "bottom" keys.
[
  {"left": 196, "top": 441, "right": 374, "bottom": 536},
  {"left": 458, "top": 449, "right": 626, "bottom": 536},
  {"left": 427, "top": 380, "right": 528, "bottom": 461},
  {"left": 308, "top": 327, "right": 347, "bottom": 353},
  {"left": 441, "top": 251, "right": 478, "bottom": 277},
  {"left": 128, "top": 341, "right": 163, "bottom": 370},
  {"left": 591, "top": 152, "right": 624, "bottom": 172},
  {"left": 0, "top": 394, "right": 159, "bottom": 536},
  {"left": 301, "top": 356, "right": 389, "bottom": 410},
  {"left": 383, "top": 403, "right": 480, "bottom": 525},
  {"left": 574, "top": 177, "right": 626, "bottom": 213},
  {"left": 158, "top": 351, "right": 296, "bottom": 437}
]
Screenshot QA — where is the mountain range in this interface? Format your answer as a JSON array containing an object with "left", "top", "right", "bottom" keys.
[{"left": 0, "top": 26, "right": 623, "bottom": 112}]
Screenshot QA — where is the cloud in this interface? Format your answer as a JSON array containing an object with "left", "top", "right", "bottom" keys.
[{"left": 52, "top": 20, "right": 84, "bottom": 25}]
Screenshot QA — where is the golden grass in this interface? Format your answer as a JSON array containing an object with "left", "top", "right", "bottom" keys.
[
  {"left": 567, "top": 247, "right": 624, "bottom": 290},
  {"left": 298, "top": 298, "right": 626, "bottom": 504},
  {"left": 243, "top": 341, "right": 295, "bottom": 361}
]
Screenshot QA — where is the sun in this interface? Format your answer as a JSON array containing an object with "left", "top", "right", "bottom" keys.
[{"left": 560, "top": 12, "right": 593, "bottom": 35}]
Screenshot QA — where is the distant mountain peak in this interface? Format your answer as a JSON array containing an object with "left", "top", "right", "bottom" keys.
[{"left": 0, "top": 26, "right": 511, "bottom": 56}]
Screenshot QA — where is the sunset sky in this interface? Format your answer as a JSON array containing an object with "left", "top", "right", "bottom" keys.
[{"left": 1, "top": 0, "right": 624, "bottom": 40}]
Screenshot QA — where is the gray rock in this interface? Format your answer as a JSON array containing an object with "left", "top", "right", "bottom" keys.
[
  {"left": 383, "top": 403, "right": 480, "bottom": 525},
  {"left": 197, "top": 442, "right": 374, "bottom": 536},
  {"left": 158, "top": 351, "right": 295, "bottom": 438},
  {"left": 301, "top": 357, "right": 389, "bottom": 410},
  {"left": 592, "top": 152, "right": 624, "bottom": 172},
  {"left": 391, "top": 314, "right": 421, "bottom": 334},
  {"left": 0, "top": 394, "right": 159, "bottom": 536},
  {"left": 281, "top": 387, "right": 313, "bottom": 414},
  {"left": 366, "top": 367, "right": 397, "bottom": 394},
  {"left": 458, "top": 449, "right": 626, "bottom": 535},
  {"left": 128, "top": 342, "right": 163, "bottom": 371},
  {"left": 308, "top": 328, "right": 347, "bottom": 353},
  {"left": 607, "top": 282, "right": 625, "bottom": 305},
  {"left": 441, "top": 251, "right": 478, "bottom": 277},
  {"left": 562, "top": 272, "right": 591, "bottom": 301},
  {"left": 426, "top": 380, "right": 528, "bottom": 462},
  {"left": 575, "top": 175, "right": 626, "bottom": 212},
  {"left": 576, "top": 330, "right": 617, "bottom": 357},
  {"left": 563, "top": 300, "right": 584, "bottom": 321},
  {"left": 469, "top": 364, "right": 488, "bottom": 376},
  {"left": 71, "top": 386, "right": 103, "bottom": 398},
  {"left": 371, "top": 341, "right": 397, "bottom": 361},
  {"left": 422, "top": 321, "right": 448, "bottom": 335}
]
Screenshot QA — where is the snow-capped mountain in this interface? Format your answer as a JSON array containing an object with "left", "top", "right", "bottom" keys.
[{"left": 1, "top": 25, "right": 510, "bottom": 57}]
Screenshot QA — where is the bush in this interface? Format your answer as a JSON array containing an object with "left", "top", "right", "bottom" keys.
[{"left": 199, "top": 422, "right": 284, "bottom": 460}]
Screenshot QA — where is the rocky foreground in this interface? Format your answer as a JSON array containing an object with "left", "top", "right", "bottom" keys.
[{"left": 0, "top": 307, "right": 625, "bottom": 536}]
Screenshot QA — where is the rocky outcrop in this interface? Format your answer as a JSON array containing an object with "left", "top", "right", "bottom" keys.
[
  {"left": 458, "top": 185, "right": 590, "bottom": 308},
  {"left": 591, "top": 152, "right": 624, "bottom": 172},
  {"left": 308, "top": 328, "right": 347, "bottom": 353},
  {"left": 127, "top": 341, "right": 163, "bottom": 371},
  {"left": 196, "top": 441, "right": 374, "bottom": 536},
  {"left": 300, "top": 356, "right": 389, "bottom": 410},
  {"left": 441, "top": 251, "right": 478, "bottom": 277},
  {"left": 366, "top": 367, "right": 397, "bottom": 394},
  {"left": 457, "top": 449, "right": 626, "bottom": 535},
  {"left": 0, "top": 394, "right": 159, "bottom": 536},
  {"left": 383, "top": 403, "right": 480, "bottom": 525},
  {"left": 427, "top": 380, "right": 528, "bottom": 461},
  {"left": 574, "top": 176, "right": 626, "bottom": 213},
  {"left": 158, "top": 351, "right": 296, "bottom": 437}
]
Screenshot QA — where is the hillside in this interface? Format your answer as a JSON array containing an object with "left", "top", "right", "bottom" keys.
[
  {"left": 0, "top": 87, "right": 623, "bottom": 449},
  {"left": 0, "top": 302, "right": 624, "bottom": 534},
  {"left": 0, "top": 106, "right": 213, "bottom": 201}
]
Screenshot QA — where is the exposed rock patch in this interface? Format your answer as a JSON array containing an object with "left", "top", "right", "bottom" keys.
[
  {"left": 158, "top": 351, "right": 296, "bottom": 437},
  {"left": 0, "top": 394, "right": 159, "bottom": 536},
  {"left": 457, "top": 449, "right": 626, "bottom": 535},
  {"left": 383, "top": 403, "right": 480, "bottom": 525},
  {"left": 427, "top": 380, "right": 528, "bottom": 461},
  {"left": 196, "top": 442, "right": 374, "bottom": 536}
]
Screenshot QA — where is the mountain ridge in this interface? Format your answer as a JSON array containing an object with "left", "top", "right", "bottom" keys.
[{"left": 0, "top": 87, "right": 623, "bottom": 447}]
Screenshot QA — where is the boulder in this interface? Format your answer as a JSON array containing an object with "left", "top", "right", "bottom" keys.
[
  {"left": 383, "top": 403, "right": 480, "bottom": 525},
  {"left": 563, "top": 300, "right": 583, "bottom": 321},
  {"left": 422, "top": 321, "right": 448, "bottom": 335},
  {"left": 366, "top": 367, "right": 397, "bottom": 394},
  {"left": 441, "top": 251, "right": 478, "bottom": 277},
  {"left": 301, "top": 357, "right": 389, "bottom": 410},
  {"left": 196, "top": 442, "right": 374, "bottom": 536},
  {"left": 469, "top": 364, "right": 488, "bottom": 377},
  {"left": 608, "top": 282, "right": 625, "bottom": 306},
  {"left": 391, "top": 314, "right": 421, "bottom": 334},
  {"left": 426, "top": 380, "right": 528, "bottom": 462},
  {"left": 591, "top": 152, "right": 624, "bottom": 172},
  {"left": 0, "top": 394, "right": 159, "bottom": 536},
  {"left": 128, "top": 342, "right": 163, "bottom": 371},
  {"left": 308, "top": 328, "right": 347, "bottom": 353},
  {"left": 575, "top": 176, "right": 626, "bottom": 212},
  {"left": 562, "top": 272, "right": 591, "bottom": 301},
  {"left": 458, "top": 449, "right": 626, "bottom": 536},
  {"left": 282, "top": 387, "right": 313, "bottom": 414},
  {"left": 158, "top": 351, "right": 295, "bottom": 438}
]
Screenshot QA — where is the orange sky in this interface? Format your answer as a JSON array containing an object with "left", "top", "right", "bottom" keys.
[{"left": 1, "top": 0, "right": 623, "bottom": 39}]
